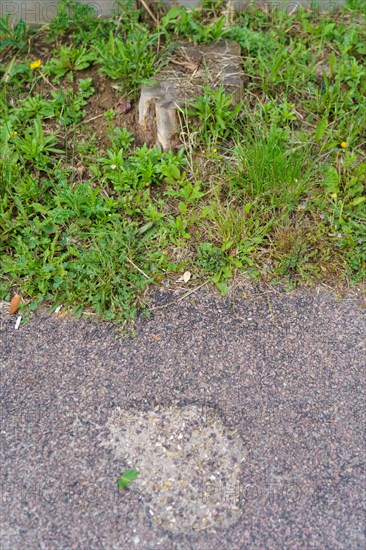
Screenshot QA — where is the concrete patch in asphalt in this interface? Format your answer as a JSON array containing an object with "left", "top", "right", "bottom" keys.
[{"left": 102, "top": 404, "right": 246, "bottom": 534}]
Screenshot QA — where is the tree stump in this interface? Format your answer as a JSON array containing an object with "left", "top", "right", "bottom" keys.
[{"left": 138, "top": 40, "right": 244, "bottom": 151}]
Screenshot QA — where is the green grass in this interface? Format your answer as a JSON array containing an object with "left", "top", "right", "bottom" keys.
[{"left": 0, "top": 0, "right": 365, "bottom": 323}]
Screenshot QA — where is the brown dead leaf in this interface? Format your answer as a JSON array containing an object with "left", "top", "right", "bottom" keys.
[
  {"left": 116, "top": 97, "right": 132, "bottom": 114},
  {"left": 76, "top": 162, "right": 86, "bottom": 177},
  {"left": 9, "top": 294, "right": 21, "bottom": 314},
  {"left": 315, "top": 64, "right": 331, "bottom": 80},
  {"left": 56, "top": 311, "right": 68, "bottom": 318}
]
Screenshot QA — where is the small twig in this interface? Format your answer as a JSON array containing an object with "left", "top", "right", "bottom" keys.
[
  {"left": 139, "top": 0, "right": 158, "bottom": 26},
  {"left": 293, "top": 107, "right": 304, "bottom": 120},
  {"left": 75, "top": 112, "right": 105, "bottom": 128},
  {"left": 126, "top": 257, "right": 150, "bottom": 280},
  {"left": 41, "top": 72, "right": 58, "bottom": 90},
  {"left": 170, "top": 60, "right": 199, "bottom": 72},
  {"left": 242, "top": 72, "right": 263, "bottom": 81},
  {"left": 172, "top": 281, "right": 209, "bottom": 303},
  {"left": 75, "top": 94, "right": 129, "bottom": 129}
]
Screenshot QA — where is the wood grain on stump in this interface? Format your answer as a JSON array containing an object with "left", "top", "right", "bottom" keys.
[{"left": 138, "top": 40, "right": 244, "bottom": 151}]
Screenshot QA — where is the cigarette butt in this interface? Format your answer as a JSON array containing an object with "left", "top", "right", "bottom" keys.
[{"left": 15, "top": 315, "right": 22, "bottom": 330}]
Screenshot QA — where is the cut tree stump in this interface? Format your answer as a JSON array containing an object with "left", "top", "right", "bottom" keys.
[{"left": 138, "top": 40, "right": 244, "bottom": 151}]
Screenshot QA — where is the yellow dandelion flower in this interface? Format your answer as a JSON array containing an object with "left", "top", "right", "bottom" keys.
[
  {"left": 341, "top": 141, "right": 347, "bottom": 148},
  {"left": 213, "top": 148, "right": 217, "bottom": 153},
  {"left": 30, "top": 59, "right": 42, "bottom": 70}
]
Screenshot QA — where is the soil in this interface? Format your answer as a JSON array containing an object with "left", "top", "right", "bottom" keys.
[{"left": 75, "top": 67, "right": 142, "bottom": 149}]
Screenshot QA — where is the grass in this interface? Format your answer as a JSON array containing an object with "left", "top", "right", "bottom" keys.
[{"left": 0, "top": 0, "right": 365, "bottom": 323}]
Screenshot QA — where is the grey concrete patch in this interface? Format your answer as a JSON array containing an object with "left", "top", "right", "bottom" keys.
[{"left": 102, "top": 404, "right": 246, "bottom": 534}]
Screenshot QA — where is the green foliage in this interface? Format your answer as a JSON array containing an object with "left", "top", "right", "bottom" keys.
[
  {"left": 198, "top": 242, "right": 226, "bottom": 272},
  {"left": 197, "top": 242, "right": 236, "bottom": 293},
  {"left": 48, "top": 0, "right": 101, "bottom": 38},
  {"left": 232, "top": 123, "right": 311, "bottom": 208},
  {"left": 9, "top": 78, "right": 94, "bottom": 127},
  {"left": 226, "top": 25, "right": 270, "bottom": 54},
  {"left": 0, "top": 17, "right": 35, "bottom": 52},
  {"left": 162, "top": 7, "right": 227, "bottom": 44},
  {"left": 45, "top": 46, "right": 96, "bottom": 80},
  {"left": 118, "top": 469, "right": 139, "bottom": 490},
  {"left": 44, "top": 78, "right": 95, "bottom": 126},
  {"left": 11, "top": 117, "right": 63, "bottom": 170},
  {"left": 0, "top": 167, "right": 169, "bottom": 320},
  {"left": 187, "top": 85, "right": 241, "bottom": 145},
  {"left": 321, "top": 156, "right": 366, "bottom": 282},
  {"left": 98, "top": 145, "right": 186, "bottom": 192},
  {"left": 94, "top": 31, "right": 163, "bottom": 98},
  {"left": 0, "top": 58, "right": 33, "bottom": 85},
  {"left": 1, "top": 0, "right": 365, "bottom": 321}
]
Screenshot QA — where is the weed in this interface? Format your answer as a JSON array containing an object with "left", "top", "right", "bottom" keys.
[
  {"left": 11, "top": 117, "right": 63, "bottom": 170},
  {"left": 45, "top": 46, "right": 96, "bottom": 81},
  {"left": 187, "top": 85, "right": 241, "bottom": 146},
  {"left": 162, "top": 7, "right": 227, "bottom": 44},
  {"left": 94, "top": 31, "right": 163, "bottom": 98},
  {"left": 43, "top": 78, "right": 95, "bottom": 126},
  {"left": 48, "top": 0, "right": 102, "bottom": 40},
  {"left": 0, "top": 17, "right": 36, "bottom": 52},
  {"left": 118, "top": 469, "right": 139, "bottom": 490}
]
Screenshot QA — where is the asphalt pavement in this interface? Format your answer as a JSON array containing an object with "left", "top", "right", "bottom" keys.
[{"left": 1, "top": 284, "right": 365, "bottom": 549}]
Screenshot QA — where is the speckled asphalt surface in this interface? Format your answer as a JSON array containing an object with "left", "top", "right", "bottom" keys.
[{"left": 1, "top": 285, "right": 365, "bottom": 549}]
